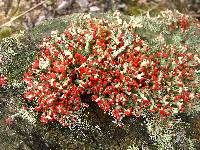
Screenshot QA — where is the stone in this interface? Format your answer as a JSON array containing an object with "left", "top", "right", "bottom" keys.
[
  {"left": 76, "top": 0, "right": 89, "bottom": 11},
  {"left": 89, "top": 6, "right": 100, "bottom": 12},
  {"left": 56, "top": 0, "right": 74, "bottom": 14},
  {"left": 35, "top": 15, "right": 46, "bottom": 26},
  {"left": 118, "top": 3, "right": 127, "bottom": 10}
]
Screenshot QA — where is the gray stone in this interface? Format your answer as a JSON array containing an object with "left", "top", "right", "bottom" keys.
[
  {"left": 56, "top": 0, "right": 74, "bottom": 14},
  {"left": 89, "top": 6, "right": 100, "bottom": 12},
  {"left": 76, "top": 0, "right": 89, "bottom": 10},
  {"left": 118, "top": 3, "right": 127, "bottom": 10},
  {"left": 35, "top": 15, "right": 46, "bottom": 26}
]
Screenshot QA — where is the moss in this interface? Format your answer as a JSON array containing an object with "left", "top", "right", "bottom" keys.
[
  {"left": 124, "top": 6, "right": 149, "bottom": 16},
  {"left": 149, "top": 7, "right": 166, "bottom": 17},
  {"left": 122, "top": 0, "right": 138, "bottom": 6},
  {"left": 122, "top": 0, "right": 166, "bottom": 17},
  {"left": 0, "top": 27, "right": 14, "bottom": 42}
]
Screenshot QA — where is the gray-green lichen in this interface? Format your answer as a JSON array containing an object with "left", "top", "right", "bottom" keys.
[{"left": 0, "top": 35, "right": 36, "bottom": 84}]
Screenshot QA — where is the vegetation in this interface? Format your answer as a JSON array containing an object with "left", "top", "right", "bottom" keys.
[{"left": 0, "top": 10, "right": 199, "bottom": 149}]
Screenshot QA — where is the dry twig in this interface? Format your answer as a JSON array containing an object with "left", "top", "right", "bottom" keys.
[{"left": 0, "top": 1, "right": 45, "bottom": 28}]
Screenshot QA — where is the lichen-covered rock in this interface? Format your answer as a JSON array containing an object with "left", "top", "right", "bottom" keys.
[
  {"left": 0, "top": 35, "right": 36, "bottom": 84},
  {"left": 0, "top": 11, "right": 199, "bottom": 149}
]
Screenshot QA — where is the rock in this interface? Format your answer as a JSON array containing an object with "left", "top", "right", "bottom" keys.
[
  {"left": 35, "top": 15, "right": 46, "bottom": 26},
  {"left": 56, "top": 0, "right": 74, "bottom": 14},
  {"left": 89, "top": 6, "right": 100, "bottom": 12},
  {"left": 104, "top": 0, "right": 113, "bottom": 11},
  {"left": 118, "top": 3, "right": 127, "bottom": 10},
  {"left": 75, "top": 0, "right": 89, "bottom": 11}
]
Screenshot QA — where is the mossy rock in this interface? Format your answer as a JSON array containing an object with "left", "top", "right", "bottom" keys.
[
  {"left": 0, "top": 14, "right": 79, "bottom": 84},
  {"left": 0, "top": 88, "right": 153, "bottom": 149},
  {"left": 0, "top": 11, "right": 199, "bottom": 149},
  {"left": 0, "top": 36, "right": 36, "bottom": 84}
]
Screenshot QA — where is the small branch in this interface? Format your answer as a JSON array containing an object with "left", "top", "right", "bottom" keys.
[{"left": 0, "top": 1, "right": 45, "bottom": 28}]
